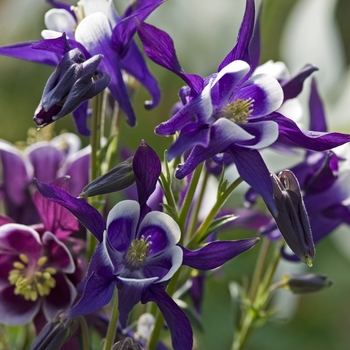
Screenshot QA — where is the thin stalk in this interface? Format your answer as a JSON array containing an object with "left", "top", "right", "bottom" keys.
[
  {"left": 189, "top": 177, "right": 243, "bottom": 247},
  {"left": 177, "top": 163, "right": 204, "bottom": 235},
  {"left": 159, "top": 172, "right": 178, "bottom": 216},
  {"left": 78, "top": 317, "right": 90, "bottom": 350},
  {"left": 186, "top": 170, "right": 209, "bottom": 240},
  {"left": 104, "top": 290, "right": 119, "bottom": 350}
]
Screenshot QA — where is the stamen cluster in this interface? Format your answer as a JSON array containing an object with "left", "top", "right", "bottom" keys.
[{"left": 125, "top": 235, "right": 152, "bottom": 270}]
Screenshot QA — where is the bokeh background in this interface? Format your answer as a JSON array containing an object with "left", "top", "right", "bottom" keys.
[{"left": 1, "top": 0, "right": 350, "bottom": 349}]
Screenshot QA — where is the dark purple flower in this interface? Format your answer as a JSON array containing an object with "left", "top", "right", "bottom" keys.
[
  {"left": 0, "top": 133, "right": 90, "bottom": 225},
  {"left": 0, "top": 223, "right": 76, "bottom": 325},
  {"left": 0, "top": 0, "right": 163, "bottom": 134},
  {"left": 33, "top": 49, "right": 110, "bottom": 129}
]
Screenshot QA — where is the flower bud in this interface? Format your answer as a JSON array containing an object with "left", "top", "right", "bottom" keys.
[
  {"left": 112, "top": 337, "right": 144, "bottom": 350},
  {"left": 34, "top": 48, "right": 110, "bottom": 128},
  {"left": 30, "top": 313, "right": 78, "bottom": 350},
  {"left": 79, "top": 157, "right": 135, "bottom": 197},
  {"left": 282, "top": 273, "right": 332, "bottom": 294},
  {"left": 268, "top": 170, "right": 315, "bottom": 266}
]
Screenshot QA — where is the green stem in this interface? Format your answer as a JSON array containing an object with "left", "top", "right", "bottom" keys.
[
  {"left": 187, "top": 170, "right": 209, "bottom": 240},
  {"left": 78, "top": 317, "right": 90, "bottom": 350},
  {"left": 159, "top": 172, "right": 178, "bottom": 216},
  {"left": 104, "top": 290, "right": 119, "bottom": 350},
  {"left": 177, "top": 163, "right": 204, "bottom": 235},
  {"left": 189, "top": 177, "right": 243, "bottom": 247}
]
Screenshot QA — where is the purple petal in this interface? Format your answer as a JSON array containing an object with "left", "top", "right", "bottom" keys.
[
  {"left": 175, "top": 118, "right": 254, "bottom": 179},
  {"left": 61, "top": 145, "right": 91, "bottom": 197},
  {"left": 75, "top": 12, "right": 136, "bottom": 126},
  {"left": 33, "top": 179, "right": 79, "bottom": 239},
  {"left": 42, "top": 273, "right": 77, "bottom": 321},
  {"left": 211, "top": 60, "right": 251, "bottom": 106},
  {"left": 112, "top": 0, "right": 164, "bottom": 54},
  {"left": 237, "top": 74, "right": 283, "bottom": 117},
  {"left": 156, "top": 84, "right": 213, "bottom": 135},
  {"left": 71, "top": 102, "right": 91, "bottom": 136},
  {"left": 249, "top": 1, "right": 262, "bottom": 71},
  {"left": 0, "top": 41, "right": 59, "bottom": 66},
  {"left": 143, "top": 246, "right": 183, "bottom": 282},
  {"left": 120, "top": 41, "right": 161, "bottom": 109},
  {"left": 133, "top": 140, "right": 161, "bottom": 210},
  {"left": 117, "top": 276, "right": 158, "bottom": 328},
  {"left": 270, "top": 112, "right": 350, "bottom": 150},
  {"left": 218, "top": 0, "right": 255, "bottom": 70},
  {"left": 281, "top": 64, "right": 318, "bottom": 101},
  {"left": 309, "top": 78, "right": 327, "bottom": 132},
  {"left": 0, "top": 286, "right": 41, "bottom": 325},
  {"left": 42, "top": 231, "right": 75, "bottom": 273},
  {"left": 35, "top": 179, "right": 105, "bottom": 242},
  {"left": 31, "top": 34, "right": 72, "bottom": 56},
  {"left": 0, "top": 224, "right": 42, "bottom": 260},
  {"left": 26, "top": 143, "right": 64, "bottom": 183},
  {"left": 228, "top": 148, "right": 277, "bottom": 215},
  {"left": 138, "top": 211, "right": 181, "bottom": 256},
  {"left": 106, "top": 200, "right": 139, "bottom": 252},
  {"left": 137, "top": 22, "right": 203, "bottom": 94},
  {"left": 167, "top": 124, "right": 211, "bottom": 161},
  {"left": 182, "top": 238, "right": 259, "bottom": 269},
  {"left": 141, "top": 284, "right": 193, "bottom": 350},
  {"left": 68, "top": 272, "right": 115, "bottom": 318},
  {"left": 226, "top": 208, "right": 271, "bottom": 232}
]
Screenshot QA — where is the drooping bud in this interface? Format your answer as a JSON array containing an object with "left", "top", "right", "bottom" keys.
[
  {"left": 112, "top": 337, "right": 144, "bottom": 350},
  {"left": 33, "top": 48, "right": 110, "bottom": 128},
  {"left": 268, "top": 170, "right": 315, "bottom": 266},
  {"left": 79, "top": 157, "right": 135, "bottom": 197},
  {"left": 30, "top": 313, "right": 78, "bottom": 350},
  {"left": 282, "top": 273, "right": 332, "bottom": 294}
]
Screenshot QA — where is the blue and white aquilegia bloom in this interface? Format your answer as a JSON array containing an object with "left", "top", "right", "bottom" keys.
[
  {"left": 0, "top": 0, "right": 163, "bottom": 134},
  {"left": 136, "top": 0, "right": 350, "bottom": 213}
]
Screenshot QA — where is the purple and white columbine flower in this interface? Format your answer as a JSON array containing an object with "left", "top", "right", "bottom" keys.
[
  {"left": 136, "top": 0, "right": 350, "bottom": 212},
  {"left": 0, "top": 0, "right": 163, "bottom": 134}
]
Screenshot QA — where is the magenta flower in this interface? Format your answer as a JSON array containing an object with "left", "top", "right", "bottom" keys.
[{"left": 0, "top": 223, "right": 76, "bottom": 325}]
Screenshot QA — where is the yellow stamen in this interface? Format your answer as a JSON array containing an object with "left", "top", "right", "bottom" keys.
[
  {"left": 13, "top": 262, "right": 25, "bottom": 270},
  {"left": 37, "top": 256, "right": 48, "bottom": 267},
  {"left": 19, "top": 254, "right": 29, "bottom": 264}
]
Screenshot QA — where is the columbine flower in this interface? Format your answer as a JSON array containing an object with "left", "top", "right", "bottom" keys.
[
  {"left": 0, "top": 223, "right": 76, "bottom": 325},
  {"left": 33, "top": 49, "right": 110, "bottom": 129},
  {"left": 0, "top": 133, "right": 90, "bottom": 225},
  {"left": 0, "top": 0, "right": 163, "bottom": 134},
  {"left": 136, "top": 0, "right": 350, "bottom": 212}
]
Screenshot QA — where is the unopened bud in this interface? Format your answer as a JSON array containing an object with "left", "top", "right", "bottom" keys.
[
  {"left": 30, "top": 313, "right": 78, "bottom": 350},
  {"left": 112, "top": 337, "right": 144, "bottom": 350},
  {"left": 268, "top": 170, "right": 315, "bottom": 266},
  {"left": 282, "top": 273, "right": 332, "bottom": 294},
  {"left": 79, "top": 157, "right": 135, "bottom": 197}
]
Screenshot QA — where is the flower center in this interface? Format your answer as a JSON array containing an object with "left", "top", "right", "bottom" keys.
[
  {"left": 217, "top": 98, "right": 254, "bottom": 124},
  {"left": 125, "top": 236, "right": 152, "bottom": 270},
  {"left": 8, "top": 254, "right": 57, "bottom": 302}
]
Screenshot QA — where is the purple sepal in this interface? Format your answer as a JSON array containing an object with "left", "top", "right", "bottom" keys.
[
  {"left": 281, "top": 64, "right": 318, "bottom": 101},
  {"left": 309, "top": 78, "right": 327, "bottom": 132},
  {"left": 142, "top": 284, "right": 193, "bottom": 350},
  {"left": 181, "top": 238, "right": 259, "bottom": 270},
  {"left": 268, "top": 112, "right": 350, "bottom": 150},
  {"left": 137, "top": 22, "right": 203, "bottom": 95},
  {"left": 46, "top": 0, "right": 76, "bottom": 17},
  {"left": 218, "top": 0, "right": 255, "bottom": 70},
  {"left": 133, "top": 140, "right": 161, "bottom": 217},
  {"left": 31, "top": 34, "right": 72, "bottom": 57},
  {"left": 34, "top": 179, "right": 105, "bottom": 242}
]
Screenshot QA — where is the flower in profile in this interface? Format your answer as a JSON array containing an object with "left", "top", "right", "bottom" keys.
[
  {"left": 281, "top": 274, "right": 332, "bottom": 294},
  {"left": 268, "top": 170, "right": 315, "bottom": 266},
  {"left": 33, "top": 49, "right": 110, "bottom": 129},
  {"left": 0, "top": 223, "right": 76, "bottom": 325},
  {"left": 0, "top": 0, "right": 163, "bottom": 134}
]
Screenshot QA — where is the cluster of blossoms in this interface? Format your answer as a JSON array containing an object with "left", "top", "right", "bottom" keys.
[{"left": 0, "top": 0, "right": 349, "bottom": 349}]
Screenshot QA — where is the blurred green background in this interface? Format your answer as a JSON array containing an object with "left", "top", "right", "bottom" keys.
[{"left": 1, "top": 0, "right": 350, "bottom": 349}]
